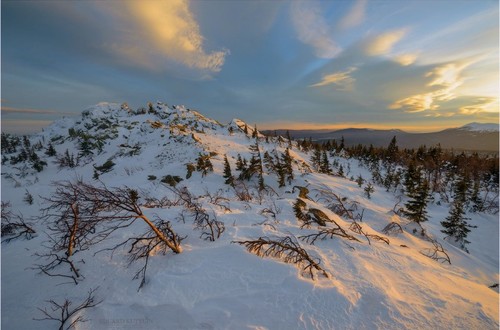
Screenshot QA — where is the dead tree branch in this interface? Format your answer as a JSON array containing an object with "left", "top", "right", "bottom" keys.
[
  {"left": 34, "top": 287, "right": 102, "bottom": 330},
  {"left": 233, "top": 236, "right": 329, "bottom": 279}
]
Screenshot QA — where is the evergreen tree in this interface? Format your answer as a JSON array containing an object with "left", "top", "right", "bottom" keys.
[
  {"left": 440, "top": 200, "right": 475, "bottom": 252},
  {"left": 45, "top": 143, "right": 57, "bottom": 157},
  {"left": 364, "top": 183, "right": 374, "bottom": 199},
  {"left": 244, "top": 124, "right": 249, "bottom": 135},
  {"left": 79, "top": 136, "right": 94, "bottom": 157},
  {"left": 338, "top": 136, "right": 345, "bottom": 152},
  {"left": 310, "top": 148, "right": 322, "bottom": 171},
  {"left": 356, "top": 175, "right": 364, "bottom": 187},
  {"left": 236, "top": 154, "right": 245, "bottom": 171},
  {"left": 223, "top": 155, "right": 234, "bottom": 187},
  {"left": 441, "top": 174, "right": 476, "bottom": 251},
  {"left": 404, "top": 161, "right": 420, "bottom": 195},
  {"left": 281, "top": 148, "right": 294, "bottom": 184},
  {"left": 252, "top": 125, "right": 258, "bottom": 138},
  {"left": 338, "top": 164, "right": 345, "bottom": 177},
  {"left": 320, "top": 151, "right": 332, "bottom": 174},
  {"left": 403, "top": 179, "right": 430, "bottom": 224},
  {"left": 263, "top": 151, "right": 276, "bottom": 173},
  {"left": 286, "top": 130, "right": 293, "bottom": 149},
  {"left": 386, "top": 136, "right": 399, "bottom": 163}
]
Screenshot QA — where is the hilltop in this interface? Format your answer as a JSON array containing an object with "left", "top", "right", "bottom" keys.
[{"left": 1, "top": 102, "right": 498, "bottom": 329}]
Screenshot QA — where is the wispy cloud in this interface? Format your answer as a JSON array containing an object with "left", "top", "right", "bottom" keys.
[
  {"left": 104, "top": 0, "right": 228, "bottom": 72},
  {"left": 389, "top": 59, "right": 474, "bottom": 113},
  {"left": 393, "top": 53, "right": 418, "bottom": 66},
  {"left": 290, "top": 1, "right": 340, "bottom": 58},
  {"left": 364, "top": 28, "right": 408, "bottom": 56},
  {"left": 339, "top": 0, "right": 367, "bottom": 30},
  {"left": 459, "top": 97, "right": 498, "bottom": 115},
  {"left": 310, "top": 67, "right": 357, "bottom": 90},
  {"left": 1, "top": 106, "right": 75, "bottom": 115}
]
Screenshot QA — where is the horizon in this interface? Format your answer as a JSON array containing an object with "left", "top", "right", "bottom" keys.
[{"left": 2, "top": 0, "right": 499, "bottom": 134}]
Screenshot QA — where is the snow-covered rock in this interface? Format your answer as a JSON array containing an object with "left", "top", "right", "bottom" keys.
[{"left": 1, "top": 102, "right": 498, "bottom": 330}]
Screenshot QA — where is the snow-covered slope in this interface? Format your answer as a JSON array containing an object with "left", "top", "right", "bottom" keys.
[
  {"left": 460, "top": 122, "right": 499, "bottom": 133},
  {"left": 1, "top": 102, "right": 498, "bottom": 329}
]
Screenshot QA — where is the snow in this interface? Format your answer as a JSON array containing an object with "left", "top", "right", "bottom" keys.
[
  {"left": 460, "top": 122, "right": 499, "bottom": 132},
  {"left": 1, "top": 103, "right": 498, "bottom": 329}
]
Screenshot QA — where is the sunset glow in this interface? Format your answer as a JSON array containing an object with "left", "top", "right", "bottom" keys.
[{"left": 1, "top": 0, "right": 498, "bottom": 134}]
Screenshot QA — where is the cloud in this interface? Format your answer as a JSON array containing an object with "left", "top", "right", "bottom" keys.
[
  {"left": 364, "top": 28, "right": 407, "bottom": 56},
  {"left": 339, "top": 0, "right": 367, "bottom": 30},
  {"left": 105, "top": 0, "right": 228, "bottom": 72},
  {"left": 393, "top": 53, "right": 418, "bottom": 66},
  {"left": 389, "top": 59, "right": 475, "bottom": 113},
  {"left": 290, "top": 1, "right": 340, "bottom": 58},
  {"left": 310, "top": 67, "right": 357, "bottom": 90},
  {"left": 459, "top": 97, "right": 498, "bottom": 115}
]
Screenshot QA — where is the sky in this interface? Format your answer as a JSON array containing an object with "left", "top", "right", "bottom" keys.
[{"left": 1, "top": 0, "right": 498, "bottom": 134}]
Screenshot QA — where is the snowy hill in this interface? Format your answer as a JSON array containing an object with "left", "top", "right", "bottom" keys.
[
  {"left": 1, "top": 102, "right": 498, "bottom": 329},
  {"left": 460, "top": 122, "right": 499, "bottom": 133}
]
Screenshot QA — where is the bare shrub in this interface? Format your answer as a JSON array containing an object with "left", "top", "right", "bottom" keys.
[
  {"left": 420, "top": 240, "right": 451, "bottom": 264},
  {"left": 233, "top": 236, "right": 329, "bottom": 279},
  {"left": 37, "top": 179, "right": 183, "bottom": 287},
  {"left": 382, "top": 222, "right": 404, "bottom": 236},
  {"left": 34, "top": 287, "right": 102, "bottom": 330},
  {"left": 1, "top": 201, "right": 36, "bottom": 243}
]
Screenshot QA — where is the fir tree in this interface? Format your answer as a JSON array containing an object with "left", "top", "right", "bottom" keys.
[
  {"left": 282, "top": 148, "right": 294, "bottom": 184},
  {"left": 236, "top": 154, "right": 245, "bottom": 171},
  {"left": 310, "top": 148, "right": 322, "bottom": 171},
  {"left": 403, "top": 179, "right": 430, "bottom": 224},
  {"left": 441, "top": 174, "right": 476, "bottom": 251},
  {"left": 252, "top": 125, "right": 258, "bottom": 138},
  {"left": 356, "top": 175, "right": 364, "bottom": 187},
  {"left": 386, "top": 136, "right": 399, "bottom": 163},
  {"left": 223, "top": 155, "right": 234, "bottom": 187},
  {"left": 338, "top": 164, "right": 345, "bottom": 177},
  {"left": 440, "top": 200, "right": 475, "bottom": 252},
  {"left": 263, "top": 151, "right": 275, "bottom": 172},
  {"left": 364, "top": 183, "right": 374, "bottom": 199},
  {"left": 320, "top": 151, "right": 332, "bottom": 174},
  {"left": 45, "top": 143, "right": 57, "bottom": 157}
]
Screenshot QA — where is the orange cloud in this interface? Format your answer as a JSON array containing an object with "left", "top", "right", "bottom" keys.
[
  {"left": 104, "top": 0, "right": 228, "bottom": 72},
  {"left": 389, "top": 59, "right": 475, "bottom": 113},
  {"left": 364, "top": 29, "right": 408, "bottom": 56},
  {"left": 393, "top": 53, "right": 418, "bottom": 66},
  {"left": 310, "top": 67, "right": 357, "bottom": 90}
]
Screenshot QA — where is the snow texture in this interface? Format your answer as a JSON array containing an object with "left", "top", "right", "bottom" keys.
[{"left": 1, "top": 102, "right": 498, "bottom": 330}]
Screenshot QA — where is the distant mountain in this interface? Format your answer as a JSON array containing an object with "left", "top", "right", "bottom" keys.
[{"left": 265, "top": 123, "right": 499, "bottom": 152}]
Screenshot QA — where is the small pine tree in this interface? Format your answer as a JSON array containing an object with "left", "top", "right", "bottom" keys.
[
  {"left": 236, "top": 154, "right": 245, "bottom": 171},
  {"left": 281, "top": 148, "right": 294, "bottom": 184},
  {"left": 310, "top": 148, "right": 322, "bottom": 171},
  {"left": 24, "top": 190, "right": 34, "bottom": 205},
  {"left": 440, "top": 200, "right": 475, "bottom": 252},
  {"left": 244, "top": 124, "right": 249, "bottom": 135},
  {"left": 320, "top": 151, "right": 332, "bottom": 174},
  {"left": 223, "top": 155, "right": 234, "bottom": 187},
  {"left": 338, "top": 164, "right": 344, "bottom": 177},
  {"left": 356, "top": 174, "right": 364, "bottom": 187},
  {"left": 364, "top": 183, "right": 374, "bottom": 199},
  {"left": 252, "top": 125, "right": 258, "bottom": 139},
  {"left": 45, "top": 143, "right": 57, "bottom": 157},
  {"left": 403, "top": 179, "right": 430, "bottom": 224},
  {"left": 441, "top": 174, "right": 476, "bottom": 251}
]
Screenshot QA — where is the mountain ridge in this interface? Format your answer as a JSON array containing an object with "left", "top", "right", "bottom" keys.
[
  {"left": 1, "top": 101, "right": 498, "bottom": 329},
  {"left": 265, "top": 122, "right": 499, "bottom": 152}
]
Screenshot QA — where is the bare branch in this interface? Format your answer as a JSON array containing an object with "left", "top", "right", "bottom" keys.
[{"left": 233, "top": 236, "right": 329, "bottom": 280}]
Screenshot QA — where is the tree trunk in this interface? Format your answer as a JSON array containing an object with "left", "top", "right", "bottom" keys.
[{"left": 137, "top": 215, "right": 182, "bottom": 253}]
